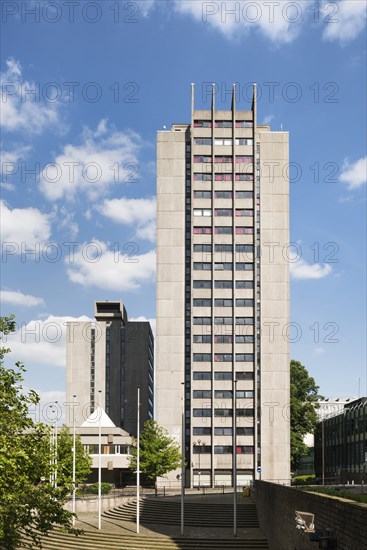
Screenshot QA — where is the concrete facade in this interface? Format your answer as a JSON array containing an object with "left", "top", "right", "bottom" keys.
[
  {"left": 156, "top": 84, "right": 290, "bottom": 487},
  {"left": 66, "top": 301, "right": 154, "bottom": 435}
]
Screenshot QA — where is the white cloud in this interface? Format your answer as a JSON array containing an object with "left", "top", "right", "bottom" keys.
[
  {"left": 39, "top": 121, "right": 142, "bottom": 201},
  {"left": 0, "top": 200, "right": 52, "bottom": 249},
  {"left": 0, "top": 290, "right": 45, "bottom": 307},
  {"left": 314, "top": 347, "right": 325, "bottom": 355},
  {"left": 1, "top": 144, "right": 31, "bottom": 165},
  {"left": 99, "top": 197, "right": 156, "bottom": 242},
  {"left": 174, "top": 0, "right": 311, "bottom": 43},
  {"left": 322, "top": 0, "right": 367, "bottom": 43},
  {"left": 262, "top": 114, "right": 274, "bottom": 124},
  {"left": 55, "top": 206, "right": 79, "bottom": 239},
  {"left": 0, "top": 58, "right": 64, "bottom": 134},
  {"left": 6, "top": 315, "right": 91, "bottom": 369},
  {"left": 290, "top": 259, "right": 332, "bottom": 280},
  {"left": 137, "top": 0, "right": 157, "bottom": 17},
  {"left": 66, "top": 240, "right": 156, "bottom": 291},
  {"left": 340, "top": 156, "right": 367, "bottom": 189}
]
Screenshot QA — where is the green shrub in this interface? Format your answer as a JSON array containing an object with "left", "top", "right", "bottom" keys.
[
  {"left": 292, "top": 474, "right": 316, "bottom": 486},
  {"left": 303, "top": 487, "right": 367, "bottom": 504},
  {"left": 77, "top": 482, "right": 112, "bottom": 495}
]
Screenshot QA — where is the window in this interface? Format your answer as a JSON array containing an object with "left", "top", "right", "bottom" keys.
[
  {"left": 215, "top": 372, "right": 232, "bottom": 380},
  {"left": 194, "top": 280, "right": 212, "bottom": 289},
  {"left": 194, "top": 173, "right": 212, "bottom": 181},
  {"left": 215, "top": 209, "right": 232, "bottom": 217},
  {"left": 194, "top": 244, "right": 212, "bottom": 252},
  {"left": 235, "top": 354, "right": 254, "bottom": 362},
  {"left": 235, "top": 174, "right": 253, "bottom": 181},
  {"left": 194, "top": 155, "right": 211, "bottom": 163},
  {"left": 235, "top": 209, "right": 254, "bottom": 217},
  {"left": 193, "top": 353, "right": 212, "bottom": 362},
  {"left": 236, "top": 372, "right": 254, "bottom": 380},
  {"left": 235, "top": 138, "right": 253, "bottom": 146},
  {"left": 194, "top": 137, "right": 212, "bottom": 145},
  {"left": 193, "top": 372, "right": 212, "bottom": 380},
  {"left": 236, "top": 317, "right": 254, "bottom": 325},
  {"left": 194, "top": 190, "right": 212, "bottom": 199},
  {"left": 193, "top": 262, "right": 212, "bottom": 270},
  {"left": 193, "top": 427, "right": 212, "bottom": 435},
  {"left": 194, "top": 208, "right": 211, "bottom": 217},
  {"left": 214, "top": 317, "right": 232, "bottom": 325},
  {"left": 215, "top": 409, "right": 232, "bottom": 417},
  {"left": 193, "top": 317, "right": 212, "bottom": 325},
  {"left": 215, "top": 138, "right": 233, "bottom": 145},
  {"left": 215, "top": 244, "right": 232, "bottom": 252},
  {"left": 236, "top": 156, "right": 253, "bottom": 164},
  {"left": 215, "top": 155, "right": 232, "bottom": 163},
  {"left": 236, "top": 446, "right": 254, "bottom": 454},
  {"left": 214, "top": 427, "right": 233, "bottom": 436},
  {"left": 214, "top": 298, "right": 233, "bottom": 307},
  {"left": 215, "top": 280, "right": 233, "bottom": 289},
  {"left": 214, "top": 262, "right": 232, "bottom": 270},
  {"left": 236, "top": 244, "right": 254, "bottom": 253},
  {"left": 215, "top": 120, "right": 232, "bottom": 128},
  {"left": 236, "top": 299, "right": 254, "bottom": 307},
  {"left": 236, "top": 263, "right": 254, "bottom": 271},
  {"left": 236, "top": 280, "right": 254, "bottom": 289},
  {"left": 236, "top": 191, "right": 253, "bottom": 199},
  {"left": 193, "top": 444, "right": 212, "bottom": 452},
  {"left": 237, "top": 408, "right": 254, "bottom": 417},
  {"left": 235, "top": 227, "right": 253, "bottom": 235},
  {"left": 215, "top": 227, "right": 232, "bottom": 235},
  {"left": 236, "top": 390, "right": 254, "bottom": 398},
  {"left": 193, "top": 335, "right": 211, "bottom": 343},
  {"left": 193, "top": 227, "right": 212, "bottom": 234},
  {"left": 235, "top": 335, "right": 254, "bottom": 343},
  {"left": 215, "top": 446, "right": 232, "bottom": 454},
  {"left": 215, "top": 173, "right": 232, "bottom": 181},
  {"left": 215, "top": 335, "right": 233, "bottom": 343},
  {"left": 235, "top": 120, "right": 253, "bottom": 128},
  {"left": 193, "top": 390, "right": 212, "bottom": 399},
  {"left": 215, "top": 390, "right": 233, "bottom": 398},
  {"left": 194, "top": 120, "right": 212, "bottom": 128},
  {"left": 193, "top": 409, "right": 212, "bottom": 417},
  {"left": 215, "top": 191, "right": 232, "bottom": 199},
  {"left": 214, "top": 354, "right": 233, "bottom": 362},
  {"left": 193, "top": 298, "right": 211, "bottom": 307},
  {"left": 237, "top": 427, "right": 254, "bottom": 435}
]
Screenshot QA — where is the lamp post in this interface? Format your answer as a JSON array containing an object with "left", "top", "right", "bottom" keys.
[
  {"left": 72, "top": 394, "right": 77, "bottom": 526},
  {"left": 136, "top": 386, "right": 141, "bottom": 534},
  {"left": 98, "top": 390, "right": 102, "bottom": 530}
]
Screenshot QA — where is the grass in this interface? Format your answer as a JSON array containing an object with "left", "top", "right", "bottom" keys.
[{"left": 303, "top": 486, "right": 367, "bottom": 504}]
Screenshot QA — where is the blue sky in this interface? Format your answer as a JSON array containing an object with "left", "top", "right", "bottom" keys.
[{"left": 1, "top": 0, "right": 366, "bottom": 410}]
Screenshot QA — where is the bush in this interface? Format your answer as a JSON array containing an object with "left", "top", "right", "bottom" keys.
[
  {"left": 77, "top": 482, "right": 112, "bottom": 495},
  {"left": 303, "top": 487, "right": 367, "bottom": 504},
  {"left": 292, "top": 474, "right": 316, "bottom": 486}
]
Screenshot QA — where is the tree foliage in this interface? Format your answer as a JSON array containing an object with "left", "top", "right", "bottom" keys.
[
  {"left": 290, "top": 359, "right": 323, "bottom": 471},
  {"left": 128, "top": 420, "right": 182, "bottom": 481},
  {"left": 0, "top": 315, "right": 91, "bottom": 549}
]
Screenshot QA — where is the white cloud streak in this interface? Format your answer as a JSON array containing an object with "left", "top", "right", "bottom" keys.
[
  {"left": 0, "top": 200, "right": 52, "bottom": 249},
  {"left": 340, "top": 156, "right": 367, "bottom": 189},
  {"left": 0, "top": 290, "right": 45, "bottom": 307},
  {"left": 99, "top": 197, "right": 156, "bottom": 242},
  {"left": 322, "top": 0, "right": 367, "bottom": 43},
  {"left": 290, "top": 259, "right": 332, "bottom": 280}
]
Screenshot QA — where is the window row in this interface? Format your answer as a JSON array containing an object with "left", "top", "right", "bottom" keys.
[
  {"left": 194, "top": 173, "right": 253, "bottom": 181},
  {"left": 193, "top": 371, "right": 254, "bottom": 381},
  {"left": 193, "top": 120, "right": 253, "bottom": 128},
  {"left": 193, "top": 427, "right": 254, "bottom": 436},
  {"left": 194, "top": 156, "right": 252, "bottom": 164},
  {"left": 193, "top": 263, "right": 254, "bottom": 271},
  {"left": 193, "top": 353, "right": 254, "bottom": 362},
  {"left": 193, "top": 298, "right": 254, "bottom": 307},
  {"left": 193, "top": 408, "right": 254, "bottom": 417},
  {"left": 193, "top": 280, "right": 254, "bottom": 289},
  {"left": 193, "top": 335, "right": 254, "bottom": 344},
  {"left": 193, "top": 227, "right": 254, "bottom": 235},
  {"left": 192, "top": 445, "right": 254, "bottom": 454},
  {"left": 194, "top": 244, "right": 254, "bottom": 253},
  {"left": 194, "top": 191, "right": 254, "bottom": 199},
  {"left": 193, "top": 390, "right": 254, "bottom": 399},
  {"left": 193, "top": 317, "right": 254, "bottom": 325}
]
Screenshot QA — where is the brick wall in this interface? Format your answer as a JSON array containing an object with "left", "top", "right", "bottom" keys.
[{"left": 251, "top": 481, "right": 367, "bottom": 550}]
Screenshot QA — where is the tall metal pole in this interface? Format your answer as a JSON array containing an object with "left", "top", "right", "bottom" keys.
[
  {"left": 49, "top": 406, "right": 54, "bottom": 486},
  {"left": 72, "top": 394, "right": 77, "bottom": 526},
  {"left": 98, "top": 390, "right": 102, "bottom": 530},
  {"left": 181, "top": 382, "right": 185, "bottom": 536},
  {"left": 54, "top": 401, "right": 58, "bottom": 489},
  {"left": 322, "top": 419, "right": 325, "bottom": 486},
  {"left": 233, "top": 380, "right": 237, "bottom": 537},
  {"left": 137, "top": 386, "right": 140, "bottom": 534}
]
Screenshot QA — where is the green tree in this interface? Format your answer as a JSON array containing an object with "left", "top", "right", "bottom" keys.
[
  {"left": 0, "top": 315, "right": 87, "bottom": 549},
  {"left": 56, "top": 425, "right": 92, "bottom": 487},
  {"left": 128, "top": 420, "right": 182, "bottom": 482},
  {"left": 290, "top": 359, "right": 323, "bottom": 471}
]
